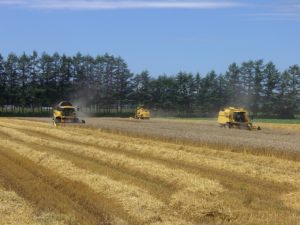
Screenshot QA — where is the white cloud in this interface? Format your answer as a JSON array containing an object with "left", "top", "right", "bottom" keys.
[{"left": 0, "top": 0, "right": 247, "bottom": 10}]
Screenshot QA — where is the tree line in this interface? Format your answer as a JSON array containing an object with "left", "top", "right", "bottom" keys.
[{"left": 0, "top": 52, "right": 299, "bottom": 118}]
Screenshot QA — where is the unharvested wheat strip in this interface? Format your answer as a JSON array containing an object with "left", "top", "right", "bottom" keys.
[
  {"left": 5, "top": 120, "right": 300, "bottom": 186},
  {"left": 0, "top": 124, "right": 226, "bottom": 221},
  {"left": 0, "top": 138, "right": 191, "bottom": 225}
]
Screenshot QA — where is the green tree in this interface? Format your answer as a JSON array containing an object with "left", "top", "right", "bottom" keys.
[
  {"left": 175, "top": 72, "right": 195, "bottom": 112},
  {"left": 18, "top": 53, "right": 31, "bottom": 108},
  {"left": 216, "top": 74, "right": 227, "bottom": 110},
  {"left": 27, "top": 51, "right": 42, "bottom": 109},
  {"left": 225, "top": 63, "right": 242, "bottom": 106},
  {"left": 0, "top": 54, "right": 6, "bottom": 105},
  {"left": 72, "top": 53, "right": 86, "bottom": 102},
  {"left": 277, "top": 71, "right": 294, "bottom": 118},
  {"left": 101, "top": 54, "right": 116, "bottom": 112},
  {"left": 5, "top": 53, "right": 19, "bottom": 106},
  {"left": 39, "top": 53, "right": 57, "bottom": 106},
  {"left": 262, "top": 62, "right": 280, "bottom": 116},
  {"left": 276, "top": 66, "right": 300, "bottom": 118},
  {"left": 288, "top": 65, "right": 300, "bottom": 115},
  {"left": 252, "top": 60, "right": 265, "bottom": 113},
  {"left": 240, "top": 60, "right": 255, "bottom": 104},
  {"left": 131, "top": 70, "right": 152, "bottom": 106},
  {"left": 58, "top": 55, "right": 73, "bottom": 100},
  {"left": 198, "top": 71, "right": 219, "bottom": 113},
  {"left": 82, "top": 55, "right": 95, "bottom": 105},
  {"left": 113, "top": 56, "right": 132, "bottom": 112},
  {"left": 151, "top": 75, "right": 176, "bottom": 109},
  {"left": 194, "top": 73, "right": 202, "bottom": 109}
]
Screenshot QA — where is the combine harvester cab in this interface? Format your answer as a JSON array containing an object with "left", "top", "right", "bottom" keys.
[
  {"left": 218, "top": 107, "right": 261, "bottom": 130},
  {"left": 134, "top": 106, "right": 150, "bottom": 119},
  {"left": 53, "top": 101, "right": 85, "bottom": 126}
]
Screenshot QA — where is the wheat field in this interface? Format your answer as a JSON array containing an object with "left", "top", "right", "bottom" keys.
[{"left": 0, "top": 118, "right": 299, "bottom": 225}]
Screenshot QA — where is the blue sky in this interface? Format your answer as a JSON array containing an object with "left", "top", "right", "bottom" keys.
[{"left": 0, "top": 0, "right": 299, "bottom": 76}]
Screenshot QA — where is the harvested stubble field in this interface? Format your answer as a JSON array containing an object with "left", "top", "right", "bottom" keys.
[{"left": 0, "top": 118, "right": 300, "bottom": 225}]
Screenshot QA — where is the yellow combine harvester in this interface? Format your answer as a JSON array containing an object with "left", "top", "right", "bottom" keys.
[
  {"left": 134, "top": 106, "right": 150, "bottom": 119},
  {"left": 53, "top": 101, "right": 85, "bottom": 126},
  {"left": 218, "top": 107, "right": 261, "bottom": 130}
]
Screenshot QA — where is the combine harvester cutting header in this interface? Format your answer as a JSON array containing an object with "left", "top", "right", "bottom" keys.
[
  {"left": 218, "top": 107, "right": 261, "bottom": 130},
  {"left": 53, "top": 101, "right": 85, "bottom": 126}
]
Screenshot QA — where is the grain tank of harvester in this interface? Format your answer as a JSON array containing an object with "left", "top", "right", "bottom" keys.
[
  {"left": 218, "top": 107, "right": 261, "bottom": 130},
  {"left": 134, "top": 106, "right": 150, "bottom": 119},
  {"left": 53, "top": 101, "right": 85, "bottom": 126}
]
